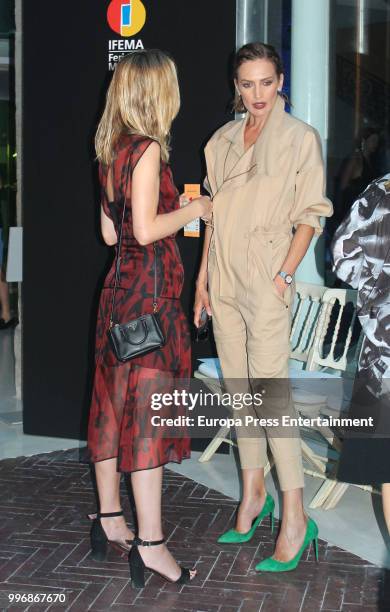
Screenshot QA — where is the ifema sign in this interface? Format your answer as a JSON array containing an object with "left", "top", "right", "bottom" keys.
[{"left": 106, "top": 0, "right": 146, "bottom": 70}]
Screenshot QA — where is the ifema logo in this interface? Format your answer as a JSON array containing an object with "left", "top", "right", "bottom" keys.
[
  {"left": 107, "top": 0, "right": 146, "bottom": 37},
  {"left": 106, "top": 0, "right": 146, "bottom": 70}
]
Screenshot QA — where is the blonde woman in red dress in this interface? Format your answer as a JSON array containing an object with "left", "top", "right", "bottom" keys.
[{"left": 87, "top": 50, "right": 212, "bottom": 587}]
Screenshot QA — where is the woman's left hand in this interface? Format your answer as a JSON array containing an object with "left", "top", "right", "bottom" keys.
[{"left": 273, "top": 274, "right": 287, "bottom": 297}]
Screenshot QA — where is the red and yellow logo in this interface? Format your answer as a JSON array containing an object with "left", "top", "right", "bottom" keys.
[{"left": 107, "top": 0, "right": 146, "bottom": 38}]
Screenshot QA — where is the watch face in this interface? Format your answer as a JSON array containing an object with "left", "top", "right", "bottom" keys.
[{"left": 285, "top": 274, "right": 293, "bottom": 284}]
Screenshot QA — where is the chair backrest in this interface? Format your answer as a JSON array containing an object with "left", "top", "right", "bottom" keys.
[
  {"left": 291, "top": 283, "right": 361, "bottom": 376},
  {"left": 290, "top": 282, "right": 328, "bottom": 366},
  {"left": 306, "top": 287, "right": 360, "bottom": 374}
]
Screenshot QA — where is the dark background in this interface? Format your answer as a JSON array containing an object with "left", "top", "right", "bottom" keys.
[{"left": 22, "top": 0, "right": 235, "bottom": 439}]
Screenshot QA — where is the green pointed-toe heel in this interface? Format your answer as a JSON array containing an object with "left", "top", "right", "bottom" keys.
[
  {"left": 255, "top": 517, "right": 319, "bottom": 572},
  {"left": 217, "top": 493, "right": 275, "bottom": 544}
]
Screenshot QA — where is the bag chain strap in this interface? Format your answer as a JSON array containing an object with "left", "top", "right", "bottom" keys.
[{"left": 109, "top": 158, "right": 158, "bottom": 329}]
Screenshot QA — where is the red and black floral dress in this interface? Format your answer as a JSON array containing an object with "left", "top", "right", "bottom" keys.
[{"left": 87, "top": 134, "right": 191, "bottom": 472}]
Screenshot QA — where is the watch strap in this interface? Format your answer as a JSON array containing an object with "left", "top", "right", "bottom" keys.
[{"left": 278, "top": 271, "right": 293, "bottom": 284}]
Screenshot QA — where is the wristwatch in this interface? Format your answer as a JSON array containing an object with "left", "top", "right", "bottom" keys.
[{"left": 278, "top": 271, "right": 293, "bottom": 285}]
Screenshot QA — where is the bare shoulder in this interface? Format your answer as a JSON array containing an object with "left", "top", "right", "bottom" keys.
[
  {"left": 138, "top": 139, "right": 160, "bottom": 160},
  {"left": 133, "top": 140, "right": 161, "bottom": 175}
]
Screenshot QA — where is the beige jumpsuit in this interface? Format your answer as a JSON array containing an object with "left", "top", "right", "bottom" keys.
[{"left": 204, "top": 96, "right": 333, "bottom": 491}]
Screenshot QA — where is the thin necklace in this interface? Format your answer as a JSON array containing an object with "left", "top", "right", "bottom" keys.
[
  {"left": 217, "top": 141, "right": 257, "bottom": 194},
  {"left": 203, "top": 124, "right": 257, "bottom": 229}
]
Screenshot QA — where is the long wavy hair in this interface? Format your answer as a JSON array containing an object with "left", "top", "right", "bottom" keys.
[{"left": 95, "top": 49, "right": 180, "bottom": 165}]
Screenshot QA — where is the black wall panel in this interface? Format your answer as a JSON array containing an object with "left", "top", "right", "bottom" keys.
[{"left": 23, "top": 1, "right": 235, "bottom": 438}]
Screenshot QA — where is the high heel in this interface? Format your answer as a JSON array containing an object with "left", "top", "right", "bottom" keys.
[
  {"left": 217, "top": 493, "right": 275, "bottom": 544},
  {"left": 255, "top": 517, "right": 319, "bottom": 572},
  {"left": 128, "top": 536, "right": 195, "bottom": 589},
  {"left": 87, "top": 510, "right": 131, "bottom": 560}
]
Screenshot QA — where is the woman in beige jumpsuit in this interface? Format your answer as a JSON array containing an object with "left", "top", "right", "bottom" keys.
[{"left": 194, "top": 43, "right": 333, "bottom": 572}]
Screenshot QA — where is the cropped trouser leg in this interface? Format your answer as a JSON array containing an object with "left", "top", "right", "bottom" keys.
[
  {"left": 210, "top": 294, "right": 268, "bottom": 471},
  {"left": 246, "top": 342, "right": 304, "bottom": 492},
  {"left": 210, "top": 288, "right": 304, "bottom": 492}
]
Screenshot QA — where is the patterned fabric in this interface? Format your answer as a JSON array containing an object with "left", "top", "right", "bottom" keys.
[
  {"left": 87, "top": 134, "right": 191, "bottom": 472},
  {"left": 331, "top": 173, "right": 390, "bottom": 398}
]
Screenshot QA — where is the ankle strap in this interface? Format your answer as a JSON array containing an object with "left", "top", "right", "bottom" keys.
[
  {"left": 98, "top": 510, "right": 124, "bottom": 518},
  {"left": 131, "top": 536, "right": 165, "bottom": 547}
]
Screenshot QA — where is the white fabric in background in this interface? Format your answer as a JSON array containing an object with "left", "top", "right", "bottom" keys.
[{"left": 6, "top": 227, "right": 23, "bottom": 282}]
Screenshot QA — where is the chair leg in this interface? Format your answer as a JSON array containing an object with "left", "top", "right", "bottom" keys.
[
  {"left": 301, "top": 440, "right": 327, "bottom": 474},
  {"left": 317, "top": 426, "right": 343, "bottom": 453},
  {"left": 198, "top": 424, "right": 232, "bottom": 463},
  {"left": 264, "top": 459, "right": 273, "bottom": 477},
  {"left": 322, "top": 482, "right": 349, "bottom": 510},
  {"left": 309, "top": 479, "right": 338, "bottom": 509}
]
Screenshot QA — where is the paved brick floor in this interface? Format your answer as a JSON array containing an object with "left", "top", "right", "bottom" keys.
[{"left": 0, "top": 449, "right": 389, "bottom": 611}]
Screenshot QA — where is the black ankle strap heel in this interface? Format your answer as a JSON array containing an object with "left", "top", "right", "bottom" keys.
[
  {"left": 128, "top": 536, "right": 194, "bottom": 589},
  {"left": 87, "top": 509, "right": 131, "bottom": 560},
  {"left": 131, "top": 536, "right": 165, "bottom": 547},
  {"left": 86, "top": 509, "right": 124, "bottom": 522}
]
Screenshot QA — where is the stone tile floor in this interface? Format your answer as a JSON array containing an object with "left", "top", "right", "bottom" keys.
[{"left": 0, "top": 449, "right": 389, "bottom": 611}]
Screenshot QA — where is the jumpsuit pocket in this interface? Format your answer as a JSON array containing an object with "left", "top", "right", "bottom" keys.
[
  {"left": 268, "top": 234, "right": 292, "bottom": 307},
  {"left": 270, "top": 278, "right": 294, "bottom": 308},
  {"left": 253, "top": 232, "right": 293, "bottom": 308}
]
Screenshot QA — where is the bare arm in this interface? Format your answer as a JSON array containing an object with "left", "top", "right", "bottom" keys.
[
  {"left": 101, "top": 206, "right": 117, "bottom": 245},
  {"left": 196, "top": 225, "right": 212, "bottom": 289},
  {"left": 193, "top": 224, "right": 213, "bottom": 325},
  {"left": 132, "top": 142, "right": 211, "bottom": 245},
  {"left": 274, "top": 224, "right": 315, "bottom": 294},
  {"left": 100, "top": 166, "right": 118, "bottom": 245}
]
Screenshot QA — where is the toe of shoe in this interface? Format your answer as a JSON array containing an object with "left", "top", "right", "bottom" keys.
[
  {"left": 255, "top": 560, "right": 271, "bottom": 572},
  {"left": 217, "top": 534, "right": 230, "bottom": 543},
  {"left": 255, "top": 558, "right": 296, "bottom": 572},
  {"left": 217, "top": 531, "right": 236, "bottom": 543},
  {"left": 255, "top": 557, "right": 282, "bottom": 572}
]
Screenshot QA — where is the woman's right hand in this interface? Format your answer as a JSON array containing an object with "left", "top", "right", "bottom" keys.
[
  {"left": 194, "top": 196, "right": 213, "bottom": 221},
  {"left": 194, "top": 282, "right": 212, "bottom": 327}
]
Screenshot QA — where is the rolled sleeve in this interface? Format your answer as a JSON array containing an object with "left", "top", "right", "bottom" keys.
[{"left": 290, "top": 130, "right": 333, "bottom": 235}]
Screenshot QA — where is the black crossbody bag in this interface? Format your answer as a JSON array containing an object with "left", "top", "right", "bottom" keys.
[{"left": 107, "top": 162, "right": 166, "bottom": 362}]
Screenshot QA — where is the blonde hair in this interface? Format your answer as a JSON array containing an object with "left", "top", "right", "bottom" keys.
[{"left": 95, "top": 49, "right": 180, "bottom": 165}]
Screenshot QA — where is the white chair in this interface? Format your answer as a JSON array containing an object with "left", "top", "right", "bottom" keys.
[
  {"left": 289, "top": 285, "right": 361, "bottom": 508},
  {"left": 288, "top": 285, "right": 380, "bottom": 508},
  {"left": 289, "top": 282, "right": 328, "bottom": 368},
  {"left": 193, "top": 373, "right": 235, "bottom": 462}
]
